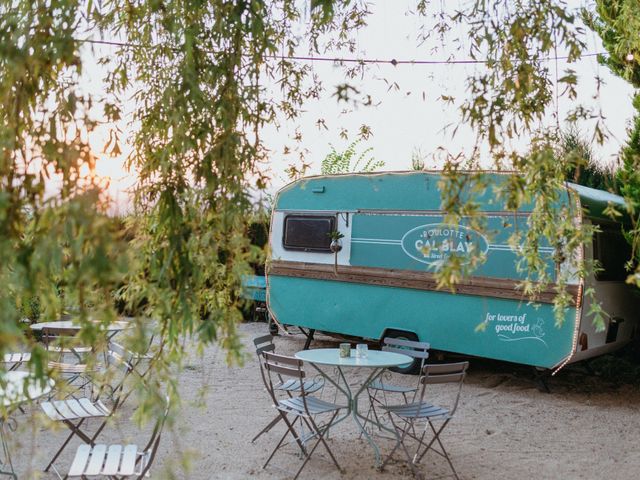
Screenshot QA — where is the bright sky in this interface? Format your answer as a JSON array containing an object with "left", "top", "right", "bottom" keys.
[{"left": 81, "top": 0, "right": 636, "bottom": 213}]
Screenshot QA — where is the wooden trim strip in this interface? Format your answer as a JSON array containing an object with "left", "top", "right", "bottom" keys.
[{"left": 268, "top": 260, "right": 579, "bottom": 306}]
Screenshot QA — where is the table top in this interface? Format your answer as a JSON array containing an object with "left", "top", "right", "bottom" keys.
[
  {"left": 0, "top": 371, "right": 54, "bottom": 407},
  {"left": 295, "top": 348, "right": 413, "bottom": 368},
  {"left": 30, "top": 320, "right": 130, "bottom": 332}
]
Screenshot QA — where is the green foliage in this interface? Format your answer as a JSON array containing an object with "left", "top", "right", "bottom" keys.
[
  {"left": 327, "top": 230, "right": 345, "bottom": 242},
  {"left": 3, "top": 0, "right": 640, "bottom": 450},
  {"left": 587, "top": 0, "right": 640, "bottom": 284},
  {"left": 0, "top": 0, "right": 370, "bottom": 432},
  {"left": 431, "top": 2, "right": 604, "bottom": 330},
  {"left": 560, "top": 128, "right": 620, "bottom": 193},
  {"left": 584, "top": 1, "right": 640, "bottom": 89},
  {"left": 411, "top": 147, "right": 426, "bottom": 171},
  {"left": 320, "top": 140, "right": 384, "bottom": 175}
]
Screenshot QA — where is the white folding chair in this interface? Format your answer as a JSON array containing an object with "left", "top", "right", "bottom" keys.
[
  {"left": 42, "top": 326, "right": 100, "bottom": 397},
  {"left": 381, "top": 361, "right": 469, "bottom": 480},
  {"left": 2, "top": 353, "right": 31, "bottom": 371},
  {"left": 108, "top": 341, "right": 153, "bottom": 383},
  {"left": 67, "top": 396, "right": 170, "bottom": 479},
  {"left": 41, "top": 351, "right": 133, "bottom": 477}
]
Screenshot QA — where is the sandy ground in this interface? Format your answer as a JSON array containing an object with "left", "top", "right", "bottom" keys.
[{"left": 8, "top": 321, "right": 640, "bottom": 480}]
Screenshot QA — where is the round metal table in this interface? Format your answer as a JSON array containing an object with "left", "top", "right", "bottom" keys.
[
  {"left": 30, "top": 320, "right": 130, "bottom": 335},
  {"left": 1, "top": 371, "right": 54, "bottom": 479},
  {"left": 295, "top": 348, "right": 412, "bottom": 468}
]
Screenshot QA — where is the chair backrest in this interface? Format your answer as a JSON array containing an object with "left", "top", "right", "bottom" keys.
[
  {"left": 261, "top": 352, "right": 307, "bottom": 405},
  {"left": 106, "top": 351, "right": 134, "bottom": 384},
  {"left": 41, "top": 326, "right": 78, "bottom": 346},
  {"left": 41, "top": 326, "right": 91, "bottom": 362},
  {"left": 418, "top": 361, "right": 469, "bottom": 415},
  {"left": 109, "top": 338, "right": 154, "bottom": 380},
  {"left": 253, "top": 335, "right": 275, "bottom": 356},
  {"left": 254, "top": 335, "right": 276, "bottom": 388},
  {"left": 421, "top": 362, "right": 468, "bottom": 384},
  {"left": 382, "top": 337, "right": 430, "bottom": 370}
]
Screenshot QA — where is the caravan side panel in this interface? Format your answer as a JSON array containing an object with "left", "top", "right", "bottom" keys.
[
  {"left": 269, "top": 275, "right": 576, "bottom": 368},
  {"left": 268, "top": 172, "right": 580, "bottom": 369}
]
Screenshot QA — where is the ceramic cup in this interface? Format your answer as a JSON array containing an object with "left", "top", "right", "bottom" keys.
[{"left": 339, "top": 343, "right": 351, "bottom": 358}]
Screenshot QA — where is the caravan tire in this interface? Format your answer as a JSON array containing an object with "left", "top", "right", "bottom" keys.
[
  {"left": 268, "top": 317, "right": 279, "bottom": 336},
  {"left": 384, "top": 330, "right": 422, "bottom": 375}
]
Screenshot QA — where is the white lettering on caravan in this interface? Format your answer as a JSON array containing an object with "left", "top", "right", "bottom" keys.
[
  {"left": 401, "top": 223, "right": 490, "bottom": 267},
  {"left": 483, "top": 311, "right": 547, "bottom": 347}
]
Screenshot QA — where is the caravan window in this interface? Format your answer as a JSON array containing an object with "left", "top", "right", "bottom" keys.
[
  {"left": 592, "top": 222, "right": 633, "bottom": 281},
  {"left": 283, "top": 215, "right": 335, "bottom": 252}
]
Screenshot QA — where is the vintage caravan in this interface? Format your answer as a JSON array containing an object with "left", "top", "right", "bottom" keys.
[{"left": 267, "top": 171, "right": 639, "bottom": 371}]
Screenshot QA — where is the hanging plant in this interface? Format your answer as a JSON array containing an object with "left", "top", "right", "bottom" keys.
[{"left": 328, "top": 230, "right": 344, "bottom": 275}]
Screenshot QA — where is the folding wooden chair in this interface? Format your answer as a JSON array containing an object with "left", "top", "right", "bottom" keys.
[
  {"left": 41, "top": 350, "right": 133, "bottom": 477},
  {"left": 363, "top": 338, "right": 430, "bottom": 433},
  {"left": 381, "top": 361, "right": 469, "bottom": 480},
  {"left": 66, "top": 396, "right": 170, "bottom": 478},
  {"left": 261, "top": 352, "right": 344, "bottom": 480},
  {"left": 252, "top": 335, "right": 323, "bottom": 443}
]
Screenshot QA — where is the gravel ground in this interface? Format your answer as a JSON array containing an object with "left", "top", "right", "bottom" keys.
[{"left": 9, "top": 321, "right": 640, "bottom": 479}]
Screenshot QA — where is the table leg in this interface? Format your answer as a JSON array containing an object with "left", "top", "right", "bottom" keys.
[
  {"left": 348, "top": 367, "right": 400, "bottom": 468},
  {"left": 306, "top": 363, "right": 352, "bottom": 431},
  {"left": 313, "top": 365, "right": 402, "bottom": 469}
]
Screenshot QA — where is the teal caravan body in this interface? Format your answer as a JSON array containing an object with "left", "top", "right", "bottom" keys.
[{"left": 267, "top": 172, "right": 639, "bottom": 370}]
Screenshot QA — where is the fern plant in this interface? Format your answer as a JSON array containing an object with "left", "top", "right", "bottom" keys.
[{"left": 320, "top": 140, "right": 384, "bottom": 174}]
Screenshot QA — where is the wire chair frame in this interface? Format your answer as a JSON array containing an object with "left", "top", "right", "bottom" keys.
[
  {"left": 252, "top": 335, "right": 323, "bottom": 444},
  {"left": 41, "top": 326, "right": 100, "bottom": 399},
  {"left": 381, "top": 361, "right": 469, "bottom": 480},
  {"left": 261, "top": 351, "right": 343, "bottom": 480},
  {"left": 362, "top": 338, "right": 430, "bottom": 433},
  {"left": 66, "top": 395, "right": 171, "bottom": 479},
  {"left": 43, "top": 350, "right": 135, "bottom": 477}
]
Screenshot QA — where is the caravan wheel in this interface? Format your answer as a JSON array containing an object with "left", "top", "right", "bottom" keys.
[
  {"left": 268, "top": 316, "right": 279, "bottom": 336},
  {"left": 383, "top": 329, "right": 422, "bottom": 375}
]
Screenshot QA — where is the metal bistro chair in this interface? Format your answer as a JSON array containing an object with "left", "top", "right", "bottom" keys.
[
  {"left": 381, "top": 361, "right": 469, "bottom": 480},
  {"left": 41, "top": 350, "right": 134, "bottom": 477},
  {"left": 261, "top": 352, "right": 344, "bottom": 480},
  {"left": 252, "top": 335, "right": 323, "bottom": 443},
  {"left": 363, "top": 338, "right": 430, "bottom": 432},
  {"left": 66, "top": 396, "right": 171, "bottom": 479},
  {"left": 108, "top": 340, "right": 154, "bottom": 382},
  {"left": 2, "top": 352, "right": 34, "bottom": 414},
  {"left": 42, "top": 326, "right": 100, "bottom": 397}
]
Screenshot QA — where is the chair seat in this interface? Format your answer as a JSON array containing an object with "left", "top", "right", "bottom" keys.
[
  {"left": 68, "top": 444, "right": 145, "bottom": 477},
  {"left": 48, "top": 361, "right": 101, "bottom": 374},
  {"left": 41, "top": 398, "right": 111, "bottom": 421},
  {"left": 47, "top": 346, "right": 92, "bottom": 354},
  {"left": 3, "top": 352, "right": 31, "bottom": 363},
  {"left": 368, "top": 379, "right": 417, "bottom": 394},
  {"left": 277, "top": 378, "right": 324, "bottom": 394},
  {"left": 278, "top": 396, "right": 344, "bottom": 416},
  {"left": 383, "top": 401, "right": 449, "bottom": 419}
]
